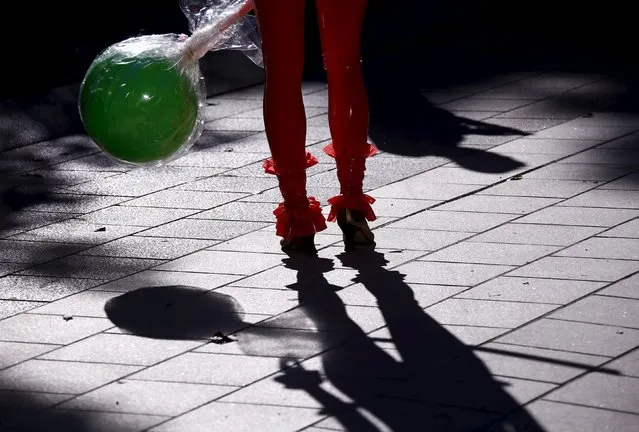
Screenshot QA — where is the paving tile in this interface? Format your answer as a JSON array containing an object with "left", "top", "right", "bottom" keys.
[
  {"left": 155, "top": 250, "right": 283, "bottom": 276},
  {"left": 481, "top": 118, "right": 567, "bottom": 133},
  {"left": 9, "top": 219, "right": 144, "bottom": 244},
  {"left": 461, "top": 375, "right": 556, "bottom": 410},
  {"left": 195, "top": 326, "right": 340, "bottom": 358},
  {"left": 600, "top": 172, "right": 639, "bottom": 190},
  {"left": 176, "top": 175, "right": 278, "bottom": 194},
  {"left": 424, "top": 298, "right": 556, "bottom": 328},
  {"left": 598, "top": 273, "right": 639, "bottom": 299},
  {"left": 436, "top": 195, "right": 559, "bottom": 214},
  {"left": 386, "top": 167, "right": 517, "bottom": 186},
  {"left": 213, "top": 286, "right": 299, "bottom": 315},
  {"left": 150, "top": 401, "right": 321, "bottom": 432},
  {"left": 207, "top": 230, "right": 294, "bottom": 254},
  {"left": 556, "top": 237, "right": 639, "bottom": 260},
  {"left": 509, "top": 257, "right": 639, "bottom": 282},
  {"left": 40, "top": 333, "right": 202, "bottom": 366},
  {"left": 496, "top": 318, "right": 639, "bottom": 357},
  {"left": 457, "top": 133, "right": 521, "bottom": 147},
  {"left": 0, "top": 262, "right": 24, "bottom": 277},
  {"left": 531, "top": 125, "right": 636, "bottom": 141},
  {"left": 364, "top": 197, "right": 435, "bottom": 218},
  {"left": 260, "top": 303, "right": 386, "bottom": 334},
  {"left": 0, "top": 210, "right": 76, "bottom": 233},
  {"left": 0, "top": 390, "right": 74, "bottom": 428},
  {"left": 457, "top": 276, "right": 605, "bottom": 304},
  {"left": 391, "top": 210, "right": 518, "bottom": 232},
  {"left": 518, "top": 206, "right": 639, "bottom": 227},
  {"left": 422, "top": 242, "right": 558, "bottom": 266},
  {"left": 603, "top": 218, "right": 639, "bottom": 238},
  {"left": 0, "top": 341, "right": 59, "bottom": 370},
  {"left": 80, "top": 236, "right": 215, "bottom": 260},
  {"left": 131, "top": 352, "right": 283, "bottom": 386},
  {"left": 470, "top": 223, "right": 603, "bottom": 246},
  {"left": 598, "top": 131, "right": 639, "bottom": 149},
  {"left": 12, "top": 411, "right": 169, "bottom": 432},
  {"left": 606, "top": 348, "right": 639, "bottom": 378},
  {"left": 545, "top": 373, "right": 639, "bottom": 414},
  {"left": 397, "top": 261, "right": 513, "bottom": 286},
  {"left": 0, "top": 239, "right": 87, "bottom": 264},
  {"left": 50, "top": 153, "right": 129, "bottom": 172},
  {"left": 372, "top": 181, "right": 479, "bottom": 200},
  {"left": 336, "top": 283, "right": 463, "bottom": 308},
  {"left": 0, "top": 300, "right": 40, "bottom": 319},
  {"left": 324, "top": 247, "right": 425, "bottom": 270},
  {"left": 166, "top": 150, "right": 269, "bottom": 169},
  {"left": 26, "top": 290, "right": 121, "bottom": 318},
  {"left": 0, "top": 313, "right": 112, "bottom": 344},
  {"left": 191, "top": 201, "right": 276, "bottom": 222},
  {"left": 479, "top": 178, "right": 597, "bottom": 198},
  {"left": 58, "top": 379, "right": 233, "bottom": 416},
  {"left": 550, "top": 296, "right": 639, "bottom": 329},
  {"left": 19, "top": 194, "right": 128, "bottom": 214},
  {"left": 448, "top": 152, "right": 562, "bottom": 169},
  {"left": 561, "top": 148, "right": 639, "bottom": 167},
  {"left": 476, "top": 342, "right": 609, "bottom": 384},
  {"left": 78, "top": 206, "right": 197, "bottom": 227},
  {"left": 217, "top": 374, "right": 346, "bottom": 409},
  {"left": 139, "top": 219, "right": 269, "bottom": 240},
  {"left": 202, "top": 98, "right": 262, "bottom": 118},
  {"left": 123, "top": 190, "right": 247, "bottom": 210},
  {"left": 560, "top": 189, "right": 639, "bottom": 209},
  {"left": 441, "top": 325, "right": 510, "bottom": 345},
  {"left": 494, "top": 399, "right": 639, "bottom": 432},
  {"left": 523, "top": 163, "right": 633, "bottom": 181},
  {"left": 367, "top": 227, "right": 471, "bottom": 251},
  {"left": 495, "top": 98, "right": 595, "bottom": 119},
  {"left": 61, "top": 174, "right": 184, "bottom": 197},
  {"left": 19, "top": 255, "right": 163, "bottom": 280},
  {"left": 92, "top": 270, "right": 241, "bottom": 293},
  {"left": 206, "top": 117, "right": 265, "bottom": 131},
  {"left": 18, "top": 169, "right": 120, "bottom": 187},
  {"left": 492, "top": 138, "right": 599, "bottom": 154},
  {"left": 0, "top": 360, "right": 140, "bottom": 393},
  {"left": 235, "top": 265, "right": 357, "bottom": 290},
  {"left": 440, "top": 98, "right": 532, "bottom": 112},
  {"left": 240, "top": 185, "right": 335, "bottom": 205}
]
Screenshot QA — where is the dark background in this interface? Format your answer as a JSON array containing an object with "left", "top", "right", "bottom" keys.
[{"left": 0, "top": 0, "right": 634, "bottom": 100}]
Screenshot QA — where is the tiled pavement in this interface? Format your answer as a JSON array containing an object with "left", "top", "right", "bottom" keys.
[{"left": 0, "top": 71, "right": 638, "bottom": 431}]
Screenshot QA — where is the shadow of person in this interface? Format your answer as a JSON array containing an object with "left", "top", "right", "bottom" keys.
[
  {"left": 271, "top": 253, "right": 548, "bottom": 432},
  {"left": 363, "top": 52, "right": 530, "bottom": 174},
  {"left": 336, "top": 250, "right": 551, "bottom": 431}
]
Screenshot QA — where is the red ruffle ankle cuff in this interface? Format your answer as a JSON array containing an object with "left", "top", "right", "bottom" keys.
[
  {"left": 323, "top": 142, "right": 378, "bottom": 159},
  {"left": 273, "top": 197, "right": 327, "bottom": 239},
  {"left": 263, "top": 152, "right": 319, "bottom": 175},
  {"left": 327, "top": 194, "right": 377, "bottom": 223}
]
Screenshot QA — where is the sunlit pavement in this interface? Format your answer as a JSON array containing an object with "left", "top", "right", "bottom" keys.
[{"left": 0, "top": 71, "right": 638, "bottom": 431}]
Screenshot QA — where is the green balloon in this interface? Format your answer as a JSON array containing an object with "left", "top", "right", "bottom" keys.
[{"left": 79, "top": 36, "right": 203, "bottom": 165}]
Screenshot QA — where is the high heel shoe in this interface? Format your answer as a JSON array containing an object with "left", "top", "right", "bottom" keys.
[
  {"left": 336, "top": 209, "right": 376, "bottom": 252},
  {"left": 280, "top": 235, "right": 318, "bottom": 256}
]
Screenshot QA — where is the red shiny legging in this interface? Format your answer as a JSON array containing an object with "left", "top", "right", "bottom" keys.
[{"left": 254, "top": 0, "right": 376, "bottom": 240}]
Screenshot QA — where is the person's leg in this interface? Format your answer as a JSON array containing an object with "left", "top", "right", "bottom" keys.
[
  {"left": 316, "top": 0, "right": 376, "bottom": 250},
  {"left": 253, "top": 0, "right": 326, "bottom": 252}
]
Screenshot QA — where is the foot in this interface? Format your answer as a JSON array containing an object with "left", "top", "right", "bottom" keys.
[
  {"left": 336, "top": 209, "right": 375, "bottom": 252},
  {"left": 280, "top": 235, "right": 318, "bottom": 256}
]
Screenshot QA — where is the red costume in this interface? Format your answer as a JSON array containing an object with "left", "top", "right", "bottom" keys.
[{"left": 253, "top": 0, "right": 377, "bottom": 250}]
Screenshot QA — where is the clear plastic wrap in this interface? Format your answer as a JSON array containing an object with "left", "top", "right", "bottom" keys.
[
  {"left": 180, "top": 0, "right": 262, "bottom": 67},
  {"left": 78, "top": 0, "right": 261, "bottom": 168}
]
